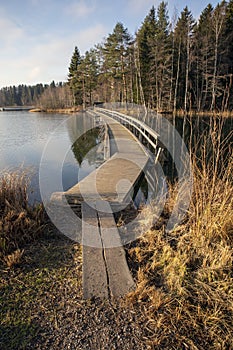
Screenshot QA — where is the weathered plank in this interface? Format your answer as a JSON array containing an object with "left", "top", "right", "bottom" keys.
[
  {"left": 96, "top": 201, "right": 135, "bottom": 297},
  {"left": 81, "top": 202, "right": 109, "bottom": 299},
  {"left": 82, "top": 201, "right": 135, "bottom": 299},
  {"left": 65, "top": 117, "right": 149, "bottom": 205},
  {"left": 66, "top": 152, "right": 149, "bottom": 207}
]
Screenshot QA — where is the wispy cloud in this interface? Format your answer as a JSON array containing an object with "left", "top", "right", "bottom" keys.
[
  {"left": 1, "top": 23, "right": 107, "bottom": 85},
  {"left": 0, "top": 16, "right": 24, "bottom": 46},
  {"left": 66, "top": 1, "right": 96, "bottom": 19},
  {"left": 28, "top": 66, "right": 41, "bottom": 81},
  {"left": 127, "top": 0, "right": 158, "bottom": 14}
]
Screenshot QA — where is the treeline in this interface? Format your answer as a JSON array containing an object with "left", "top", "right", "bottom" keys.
[
  {"left": 68, "top": 1, "right": 233, "bottom": 112},
  {"left": 35, "top": 82, "right": 73, "bottom": 109},
  {"left": 0, "top": 84, "right": 45, "bottom": 106},
  {"left": 0, "top": 81, "right": 73, "bottom": 108}
]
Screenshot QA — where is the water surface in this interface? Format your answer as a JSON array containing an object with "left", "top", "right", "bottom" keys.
[{"left": 0, "top": 111, "right": 100, "bottom": 203}]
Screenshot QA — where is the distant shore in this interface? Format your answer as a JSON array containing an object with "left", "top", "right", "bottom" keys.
[{"left": 29, "top": 107, "right": 83, "bottom": 114}]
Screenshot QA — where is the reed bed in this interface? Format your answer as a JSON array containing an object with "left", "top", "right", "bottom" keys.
[
  {"left": 0, "top": 170, "right": 45, "bottom": 265},
  {"left": 127, "top": 120, "right": 233, "bottom": 349}
]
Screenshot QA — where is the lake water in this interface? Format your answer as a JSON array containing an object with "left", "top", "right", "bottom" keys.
[
  {"left": 0, "top": 111, "right": 101, "bottom": 203},
  {"left": 1, "top": 110, "right": 231, "bottom": 205}
]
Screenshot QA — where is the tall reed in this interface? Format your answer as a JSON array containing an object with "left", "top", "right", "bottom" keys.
[
  {"left": 127, "top": 117, "right": 233, "bottom": 349},
  {"left": 0, "top": 170, "right": 45, "bottom": 260}
]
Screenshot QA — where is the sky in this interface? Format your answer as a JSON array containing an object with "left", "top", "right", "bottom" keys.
[{"left": 0, "top": 0, "right": 219, "bottom": 88}]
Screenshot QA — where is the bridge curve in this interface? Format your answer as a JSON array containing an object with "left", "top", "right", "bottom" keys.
[
  {"left": 93, "top": 107, "right": 162, "bottom": 162},
  {"left": 50, "top": 108, "right": 162, "bottom": 299}
]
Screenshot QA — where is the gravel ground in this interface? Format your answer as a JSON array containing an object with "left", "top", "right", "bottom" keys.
[
  {"left": 28, "top": 299, "right": 149, "bottom": 350},
  {"left": 0, "top": 230, "right": 152, "bottom": 350}
]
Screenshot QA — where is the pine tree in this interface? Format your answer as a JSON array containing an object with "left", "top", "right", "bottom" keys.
[
  {"left": 210, "top": 1, "right": 227, "bottom": 110},
  {"left": 173, "top": 6, "right": 195, "bottom": 111},
  {"left": 103, "top": 22, "right": 132, "bottom": 102},
  {"left": 193, "top": 4, "right": 214, "bottom": 110},
  {"left": 149, "top": 2, "right": 172, "bottom": 111},
  {"left": 136, "top": 6, "right": 157, "bottom": 106},
  {"left": 68, "top": 46, "right": 82, "bottom": 106}
]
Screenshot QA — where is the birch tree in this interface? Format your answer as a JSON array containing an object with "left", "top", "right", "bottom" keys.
[{"left": 210, "top": 1, "right": 226, "bottom": 110}]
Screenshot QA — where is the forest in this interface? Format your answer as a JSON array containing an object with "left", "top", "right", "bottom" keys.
[
  {"left": 67, "top": 1, "right": 233, "bottom": 112},
  {"left": 0, "top": 82, "right": 73, "bottom": 109},
  {"left": 1, "top": 1, "right": 233, "bottom": 113}
]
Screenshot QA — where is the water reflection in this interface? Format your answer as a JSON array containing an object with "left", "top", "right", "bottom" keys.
[
  {"left": 71, "top": 128, "right": 101, "bottom": 165},
  {"left": 140, "top": 112, "right": 233, "bottom": 181},
  {"left": 0, "top": 111, "right": 104, "bottom": 203}
]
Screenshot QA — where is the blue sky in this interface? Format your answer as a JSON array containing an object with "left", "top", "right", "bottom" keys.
[{"left": 0, "top": 0, "right": 219, "bottom": 88}]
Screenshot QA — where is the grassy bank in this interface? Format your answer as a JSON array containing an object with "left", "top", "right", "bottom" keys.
[
  {"left": 126, "top": 126, "right": 233, "bottom": 348},
  {"left": 0, "top": 171, "right": 147, "bottom": 349},
  {"left": 29, "top": 107, "right": 82, "bottom": 114}
]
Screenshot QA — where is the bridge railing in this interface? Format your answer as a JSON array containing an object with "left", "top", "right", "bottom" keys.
[
  {"left": 94, "top": 102, "right": 168, "bottom": 143},
  {"left": 95, "top": 107, "right": 162, "bottom": 163}
]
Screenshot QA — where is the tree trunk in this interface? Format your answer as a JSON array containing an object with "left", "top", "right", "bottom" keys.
[
  {"left": 211, "top": 34, "right": 218, "bottom": 111},
  {"left": 174, "top": 40, "right": 181, "bottom": 113},
  {"left": 135, "top": 42, "right": 146, "bottom": 111},
  {"left": 169, "top": 35, "right": 175, "bottom": 111},
  {"left": 184, "top": 23, "right": 190, "bottom": 113},
  {"left": 82, "top": 77, "right": 86, "bottom": 110}
]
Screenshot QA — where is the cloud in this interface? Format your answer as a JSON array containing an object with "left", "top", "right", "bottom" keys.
[
  {"left": 0, "top": 0, "right": 106, "bottom": 87},
  {"left": 0, "top": 17, "right": 24, "bottom": 46},
  {"left": 28, "top": 66, "right": 41, "bottom": 80},
  {"left": 73, "top": 23, "right": 106, "bottom": 52},
  {"left": 0, "top": 23, "right": 107, "bottom": 86},
  {"left": 127, "top": 0, "right": 158, "bottom": 14},
  {"left": 66, "top": 1, "right": 95, "bottom": 19}
]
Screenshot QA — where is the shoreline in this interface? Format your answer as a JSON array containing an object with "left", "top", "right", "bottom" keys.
[
  {"left": 29, "top": 107, "right": 83, "bottom": 114},
  {"left": 0, "top": 105, "right": 230, "bottom": 117}
]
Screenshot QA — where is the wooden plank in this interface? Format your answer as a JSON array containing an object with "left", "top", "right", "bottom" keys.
[
  {"left": 63, "top": 117, "right": 149, "bottom": 209},
  {"left": 66, "top": 152, "right": 149, "bottom": 205},
  {"left": 96, "top": 201, "right": 135, "bottom": 297},
  {"left": 81, "top": 202, "right": 109, "bottom": 299}
]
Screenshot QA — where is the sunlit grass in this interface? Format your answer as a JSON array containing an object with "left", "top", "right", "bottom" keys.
[{"left": 126, "top": 119, "right": 233, "bottom": 348}]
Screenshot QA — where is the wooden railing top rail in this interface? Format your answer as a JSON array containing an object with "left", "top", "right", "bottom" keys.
[{"left": 95, "top": 107, "right": 160, "bottom": 152}]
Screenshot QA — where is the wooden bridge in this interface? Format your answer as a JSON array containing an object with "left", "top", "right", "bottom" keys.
[{"left": 51, "top": 107, "right": 161, "bottom": 299}]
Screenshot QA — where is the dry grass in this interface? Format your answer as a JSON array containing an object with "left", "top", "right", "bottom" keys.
[
  {"left": 3, "top": 248, "right": 24, "bottom": 268},
  {"left": 0, "top": 170, "right": 45, "bottom": 262},
  {"left": 175, "top": 109, "right": 233, "bottom": 118},
  {"left": 126, "top": 119, "right": 233, "bottom": 349}
]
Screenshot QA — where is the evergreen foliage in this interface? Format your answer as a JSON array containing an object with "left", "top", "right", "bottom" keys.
[
  {"left": 68, "top": 46, "right": 82, "bottom": 106},
  {"left": 66, "top": 1, "right": 233, "bottom": 112},
  {"left": 0, "top": 84, "right": 47, "bottom": 107}
]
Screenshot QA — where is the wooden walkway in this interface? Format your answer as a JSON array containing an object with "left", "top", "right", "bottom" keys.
[
  {"left": 82, "top": 201, "right": 135, "bottom": 298},
  {"left": 51, "top": 111, "right": 150, "bottom": 299},
  {"left": 65, "top": 117, "right": 149, "bottom": 208}
]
